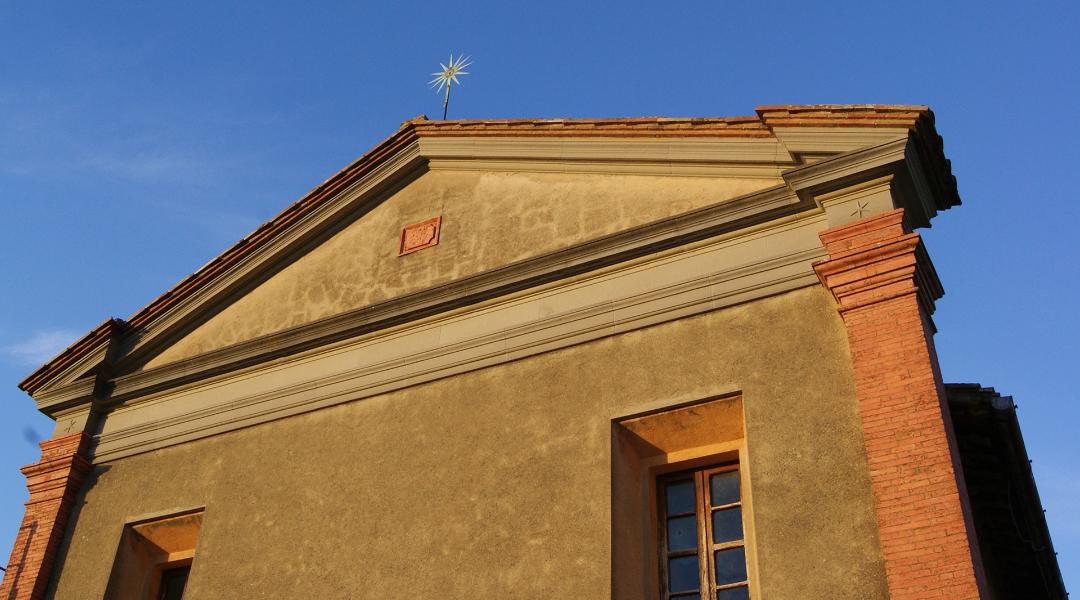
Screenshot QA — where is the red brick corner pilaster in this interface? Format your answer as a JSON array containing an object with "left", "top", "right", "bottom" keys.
[
  {"left": 0, "top": 433, "right": 91, "bottom": 600},
  {"left": 814, "top": 209, "right": 987, "bottom": 599}
]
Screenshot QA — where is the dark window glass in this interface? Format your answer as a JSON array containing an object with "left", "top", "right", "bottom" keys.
[
  {"left": 716, "top": 586, "right": 750, "bottom": 600},
  {"left": 711, "top": 507, "right": 743, "bottom": 543},
  {"left": 714, "top": 547, "right": 748, "bottom": 585},
  {"left": 669, "top": 555, "right": 700, "bottom": 592},
  {"left": 668, "top": 515, "right": 698, "bottom": 552},
  {"left": 659, "top": 465, "right": 749, "bottom": 600},
  {"left": 666, "top": 479, "right": 696, "bottom": 514},
  {"left": 157, "top": 566, "right": 189, "bottom": 600},
  {"left": 709, "top": 471, "right": 740, "bottom": 506}
]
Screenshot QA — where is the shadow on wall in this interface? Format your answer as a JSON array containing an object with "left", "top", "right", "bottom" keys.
[
  {"left": 42, "top": 464, "right": 111, "bottom": 600},
  {"left": 610, "top": 394, "right": 745, "bottom": 600}
]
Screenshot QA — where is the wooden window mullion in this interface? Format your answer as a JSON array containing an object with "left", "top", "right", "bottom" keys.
[
  {"left": 695, "top": 470, "right": 713, "bottom": 600},
  {"left": 658, "top": 464, "right": 748, "bottom": 600},
  {"left": 658, "top": 480, "right": 671, "bottom": 600}
]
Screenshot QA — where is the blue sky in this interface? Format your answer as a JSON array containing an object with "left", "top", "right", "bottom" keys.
[{"left": 1, "top": 0, "right": 1077, "bottom": 589}]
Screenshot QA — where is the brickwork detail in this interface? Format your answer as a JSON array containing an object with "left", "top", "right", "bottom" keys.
[
  {"left": 814, "top": 209, "right": 986, "bottom": 599},
  {"left": 398, "top": 216, "right": 441, "bottom": 255},
  {"left": 0, "top": 433, "right": 91, "bottom": 600}
]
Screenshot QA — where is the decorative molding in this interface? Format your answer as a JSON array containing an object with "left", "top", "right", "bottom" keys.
[
  {"left": 23, "top": 106, "right": 959, "bottom": 396},
  {"left": 783, "top": 138, "right": 908, "bottom": 196},
  {"left": 30, "top": 134, "right": 956, "bottom": 468},
  {"left": 92, "top": 215, "right": 828, "bottom": 463},
  {"left": 784, "top": 137, "right": 951, "bottom": 229},
  {"left": 28, "top": 137, "right": 797, "bottom": 398},
  {"left": 398, "top": 215, "right": 442, "bottom": 255},
  {"left": 813, "top": 208, "right": 987, "bottom": 598},
  {"left": 418, "top": 136, "right": 794, "bottom": 176},
  {"left": 18, "top": 319, "right": 122, "bottom": 398},
  {"left": 813, "top": 209, "right": 944, "bottom": 320},
  {"left": 34, "top": 377, "right": 97, "bottom": 415},
  {"left": 425, "top": 158, "right": 788, "bottom": 179},
  {"left": 34, "top": 137, "right": 946, "bottom": 417},
  {"left": 115, "top": 137, "right": 799, "bottom": 373},
  {"left": 816, "top": 176, "right": 898, "bottom": 229},
  {"left": 114, "top": 145, "right": 427, "bottom": 370},
  {"left": 26, "top": 135, "right": 942, "bottom": 400},
  {"left": 769, "top": 126, "right": 909, "bottom": 155},
  {"left": 81, "top": 181, "right": 804, "bottom": 411}
]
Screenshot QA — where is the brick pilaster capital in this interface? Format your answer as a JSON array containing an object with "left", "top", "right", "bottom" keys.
[
  {"left": 1, "top": 431, "right": 94, "bottom": 600},
  {"left": 813, "top": 209, "right": 944, "bottom": 318},
  {"left": 816, "top": 207, "right": 986, "bottom": 598},
  {"left": 19, "top": 433, "right": 92, "bottom": 505}
]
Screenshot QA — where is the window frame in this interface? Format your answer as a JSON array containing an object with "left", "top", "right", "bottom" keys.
[
  {"left": 104, "top": 507, "right": 203, "bottom": 600},
  {"left": 657, "top": 462, "right": 750, "bottom": 600},
  {"left": 153, "top": 562, "right": 192, "bottom": 600}
]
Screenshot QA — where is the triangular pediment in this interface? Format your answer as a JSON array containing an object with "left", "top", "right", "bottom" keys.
[
  {"left": 23, "top": 106, "right": 957, "bottom": 404},
  {"left": 144, "top": 165, "right": 785, "bottom": 369}
]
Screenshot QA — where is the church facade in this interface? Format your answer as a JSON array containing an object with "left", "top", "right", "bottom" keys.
[{"left": 0, "top": 105, "right": 1066, "bottom": 599}]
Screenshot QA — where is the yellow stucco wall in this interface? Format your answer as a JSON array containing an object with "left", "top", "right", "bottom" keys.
[
  {"left": 146, "top": 170, "right": 780, "bottom": 367},
  {"left": 52, "top": 287, "right": 887, "bottom": 599}
]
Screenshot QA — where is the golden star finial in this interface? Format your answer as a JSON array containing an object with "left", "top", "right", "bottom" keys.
[{"left": 429, "top": 54, "right": 472, "bottom": 120}]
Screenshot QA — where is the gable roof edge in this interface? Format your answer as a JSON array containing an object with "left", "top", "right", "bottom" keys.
[{"left": 19, "top": 105, "right": 954, "bottom": 396}]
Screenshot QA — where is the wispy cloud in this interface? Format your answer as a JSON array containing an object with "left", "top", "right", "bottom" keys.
[
  {"left": 0, "top": 329, "right": 82, "bottom": 367},
  {"left": 0, "top": 81, "right": 280, "bottom": 187},
  {"left": 79, "top": 151, "right": 220, "bottom": 184}
]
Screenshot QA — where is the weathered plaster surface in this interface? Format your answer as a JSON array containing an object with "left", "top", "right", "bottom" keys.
[
  {"left": 146, "top": 170, "right": 779, "bottom": 367},
  {"left": 52, "top": 288, "right": 886, "bottom": 599}
]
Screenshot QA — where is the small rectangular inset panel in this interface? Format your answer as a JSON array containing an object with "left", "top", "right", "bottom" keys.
[{"left": 399, "top": 216, "right": 442, "bottom": 255}]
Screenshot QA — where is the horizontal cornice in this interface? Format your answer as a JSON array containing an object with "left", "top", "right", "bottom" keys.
[
  {"left": 18, "top": 319, "right": 121, "bottom": 397},
  {"left": 33, "top": 377, "right": 98, "bottom": 415},
  {"left": 102, "top": 182, "right": 806, "bottom": 407},
  {"left": 783, "top": 137, "right": 954, "bottom": 228},
  {"left": 418, "top": 136, "right": 791, "bottom": 164},
  {"left": 92, "top": 215, "right": 828, "bottom": 463}
]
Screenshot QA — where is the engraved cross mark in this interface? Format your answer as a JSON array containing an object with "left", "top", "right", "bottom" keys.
[{"left": 850, "top": 200, "right": 872, "bottom": 219}]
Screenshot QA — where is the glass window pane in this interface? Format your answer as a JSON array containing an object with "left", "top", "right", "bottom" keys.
[
  {"left": 716, "top": 586, "right": 750, "bottom": 600},
  {"left": 714, "top": 546, "right": 748, "bottom": 585},
  {"left": 672, "top": 594, "right": 701, "bottom": 600},
  {"left": 669, "top": 555, "right": 700, "bottom": 593},
  {"left": 711, "top": 507, "right": 743, "bottom": 543},
  {"left": 667, "top": 515, "right": 698, "bottom": 552},
  {"left": 665, "top": 479, "right": 696, "bottom": 514},
  {"left": 709, "top": 471, "right": 740, "bottom": 506},
  {"left": 158, "top": 566, "right": 190, "bottom": 600}
]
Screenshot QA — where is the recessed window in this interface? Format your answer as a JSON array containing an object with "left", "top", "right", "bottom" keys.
[
  {"left": 658, "top": 465, "right": 749, "bottom": 600},
  {"left": 156, "top": 565, "right": 190, "bottom": 600},
  {"left": 104, "top": 509, "right": 203, "bottom": 600}
]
